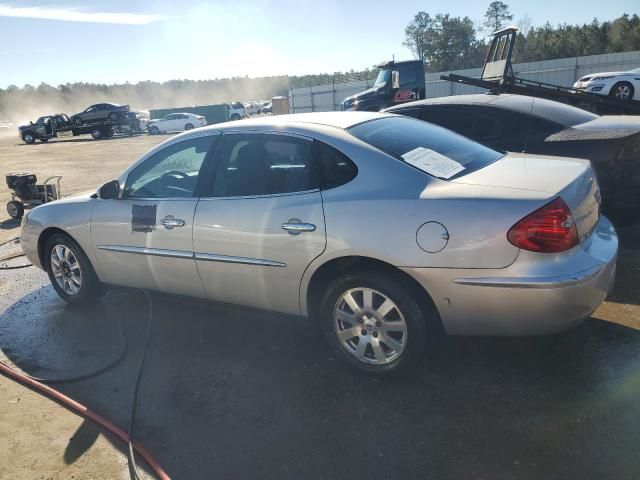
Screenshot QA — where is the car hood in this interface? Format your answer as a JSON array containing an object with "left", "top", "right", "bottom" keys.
[
  {"left": 579, "top": 71, "right": 638, "bottom": 80},
  {"left": 546, "top": 116, "right": 640, "bottom": 142}
]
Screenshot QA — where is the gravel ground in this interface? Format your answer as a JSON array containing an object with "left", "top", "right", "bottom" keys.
[{"left": 1, "top": 133, "right": 639, "bottom": 479}]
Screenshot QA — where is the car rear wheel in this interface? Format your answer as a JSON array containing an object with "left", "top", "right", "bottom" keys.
[
  {"left": 149, "top": 126, "right": 160, "bottom": 135},
  {"left": 318, "top": 270, "right": 430, "bottom": 375},
  {"left": 22, "top": 133, "right": 35, "bottom": 144},
  {"left": 610, "top": 81, "right": 634, "bottom": 100},
  {"left": 184, "top": 123, "right": 194, "bottom": 130},
  {"left": 45, "top": 234, "right": 102, "bottom": 304},
  {"left": 90, "top": 128, "right": 103, "bottom": 139}
]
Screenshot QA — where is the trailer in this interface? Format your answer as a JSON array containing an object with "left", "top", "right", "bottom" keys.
[
  {"left": 18, "top": 112, "right": 146, "bottom": 144},
  {"left": 440, "top": 27, "right": 640, "bottom": 116}
]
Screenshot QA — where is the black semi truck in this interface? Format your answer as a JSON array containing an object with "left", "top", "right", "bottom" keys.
[{"left": 341, "top": 60, "right": 426, "bottom": 112}]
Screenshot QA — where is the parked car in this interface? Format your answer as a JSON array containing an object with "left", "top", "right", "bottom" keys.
[
  {"left": 20, "top": 112, "right": 617, "bottom": 374},
  {"left": 70, "top": 103, "right": 130, "bottom": 125},
  {"left": 385, "top": 93, "right": 640, "bottom": 224},
  {"left": 261, "top": 102, "right": 272, "bottom": 114},
  {"left": 226, "top": 102, "right": 246, "bottom": 121},
  {"left": 244, "top": 102, "right": 260, "bottom": 115},
  {"left": 573, "top": 67, "right": 640, "bottom": 100},
  {"left": 147, "top": 113, "right": 206, "bottom": 134}
]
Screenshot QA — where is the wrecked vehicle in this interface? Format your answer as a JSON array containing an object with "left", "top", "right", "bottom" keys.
[{"left": 386, "top": 93, "right": 640, "bottom": 224}]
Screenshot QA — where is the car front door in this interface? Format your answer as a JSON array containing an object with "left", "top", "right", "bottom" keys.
[
  {"left": 193, "top": 132, "right": 326, "bottom": 315},
  {"left": 91, "top": 133, "right": 219, "bottom": 297}
]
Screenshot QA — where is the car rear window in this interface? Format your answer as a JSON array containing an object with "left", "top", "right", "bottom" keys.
[{"left": 348, "top": 116, "right": 504, "bottom": 180}]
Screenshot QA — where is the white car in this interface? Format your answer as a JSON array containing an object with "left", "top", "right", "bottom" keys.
[
  {"left": 147, "top": 113, "right": 206, "bottom": 134},
  {"left": 244, "top": 102, "right": 260, "bottom": 116},
  {"left": 573, "top": 67, "right": 640, "bottom": 100},
  {"left": 226, "top": 102, "right": 246, "bottom": 121}
]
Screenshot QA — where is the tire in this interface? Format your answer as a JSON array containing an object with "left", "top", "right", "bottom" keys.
[
  {"left": 230, "top": 114, "right": 240, "bottom": 121},
  {"left": 318, "top": 269, "right": 431, "bottom": 375},
  {"left": 90, "top": 128, "right": 103, "bottom": 140},
  {"left": 104, "top": 128, "right": 114, "bottom": 138},
  {"left": 610, "top": 81, "right": 635, "bottom": 101},
  {"left": 149, "top": 126, "right": 160, "bottom": 135},
  {"left": 45, "top": 233, "right": 102, "bottom": 304},
  {"left": 22, "top": 133, "right": 35, "bottom": 144},
  {"left": 184, "top": 123, "right": 194, "bottom": 130},
  {"left": 7, "top": 201, "right": 24, "bottom": 219}
]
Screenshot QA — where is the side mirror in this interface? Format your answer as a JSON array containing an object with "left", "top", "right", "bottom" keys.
[
  {"left": 98, "top": 180, "right": 120, "bottom": 199},
  {"left": 391, "top": 70, "right": 400, "bottom": 89}
]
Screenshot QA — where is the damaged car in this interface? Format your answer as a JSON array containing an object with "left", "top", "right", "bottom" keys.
[{"left": 385, "top": 93, "right": 640, "bottom": 225}]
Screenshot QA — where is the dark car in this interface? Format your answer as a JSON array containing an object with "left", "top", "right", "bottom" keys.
[
  {"left": 385, "top": 94, "right": 640, "bottom": 224},
  {"left": 70, "top": 103, "right": 130, "bottom": 125}
]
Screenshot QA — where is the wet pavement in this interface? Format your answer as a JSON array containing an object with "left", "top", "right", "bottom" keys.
[{"left": 1, "top": 233, "right": 640, "bottom": 479}]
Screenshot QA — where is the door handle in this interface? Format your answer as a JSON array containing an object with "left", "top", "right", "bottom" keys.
[
  {"left": 160, "top": 215, "right": 186, "bottom": 230},
  {"left": 281, "top": 220, "right": 316, "bottom": 235}
]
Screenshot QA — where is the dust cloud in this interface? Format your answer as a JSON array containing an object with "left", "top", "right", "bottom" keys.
[{"left": 0, "top": 76, "right": 290, "bottom": 132}]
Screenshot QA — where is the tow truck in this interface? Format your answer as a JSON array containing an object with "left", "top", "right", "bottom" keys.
[
  {"left": 341, "top": 59, "right": 426, "bottom": 111},
  {"left": 18, "top": 110, "right": 145, "bottom": 144},
  {"left": 440, "top": 26, "right": 640, "bottom": 116}
]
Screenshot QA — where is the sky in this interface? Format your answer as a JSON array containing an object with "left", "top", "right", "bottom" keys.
[{"left": 0, "top": 0, "right": 638, "bottom": 88}]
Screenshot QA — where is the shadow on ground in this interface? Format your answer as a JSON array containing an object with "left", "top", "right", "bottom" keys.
[{"left": 1, "top": 281, "right": 639, "bottom": 480}]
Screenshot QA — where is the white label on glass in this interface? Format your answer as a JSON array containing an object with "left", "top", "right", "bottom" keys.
[{"left": 401, "top": 147, "right": 465, "bottom": 179}]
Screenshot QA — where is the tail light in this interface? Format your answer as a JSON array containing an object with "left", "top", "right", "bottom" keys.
[{"left": 507, "top": 197, "right": 579, "bottom": 253}]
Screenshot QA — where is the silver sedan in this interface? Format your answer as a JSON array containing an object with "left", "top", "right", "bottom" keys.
[{"left": 20, "top": 112, "right": 618, "bottom": 374}]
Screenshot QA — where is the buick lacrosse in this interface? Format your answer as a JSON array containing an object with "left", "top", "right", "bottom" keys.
[{"left": 20, "top": 112, "right": 618, "bottom": 373}]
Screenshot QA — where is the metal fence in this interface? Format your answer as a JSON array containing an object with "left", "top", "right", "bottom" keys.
[{"left": 288, "top": 50, "right": 640, "bottom": 113}]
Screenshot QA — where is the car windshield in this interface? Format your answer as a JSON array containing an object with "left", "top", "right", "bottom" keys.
[
  {"left": 349, "top": 116, "right": 504, "bottom": 180},
  {"left": 373, "top": 69, "right": 390, "bottom": 88}
]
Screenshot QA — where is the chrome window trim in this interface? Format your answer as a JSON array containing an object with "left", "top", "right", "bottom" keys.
[
  {"left": 97, "top": 245, "right": 286, "bottom": 267},
  {"left": 199, "top": 188, "right": 320, "bottom": 201}
]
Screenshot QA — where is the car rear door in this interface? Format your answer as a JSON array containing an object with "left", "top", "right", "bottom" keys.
[
  {"left": 91, "top": 133, "right": 219, "bottom": 297},
  {"left": 192, "top": 132, "right": 326, "bottom": 315}
]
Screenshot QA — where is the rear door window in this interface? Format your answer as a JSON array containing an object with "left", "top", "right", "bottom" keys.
[
  {"left": 315, "top": 141, "right": 358, "bottom": 189},
  {"left": 349, "top": 116, "right": 503, "bottom": 180}
]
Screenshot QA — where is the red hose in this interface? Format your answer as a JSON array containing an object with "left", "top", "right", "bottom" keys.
[{"left": 0, "top": 358, "right": 171, "bottom": 480}]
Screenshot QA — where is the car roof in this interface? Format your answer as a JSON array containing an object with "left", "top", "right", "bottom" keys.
[
  {"left": 388, "top": 93, "right": 599, "bottom": 127},
  {"left": 207, "top": 111, "right": 395, "bottom": 131}
]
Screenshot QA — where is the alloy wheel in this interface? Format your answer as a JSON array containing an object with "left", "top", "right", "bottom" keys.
[
  {"left": 333, "top": 287, "right": 408, "bottom": 365},
  {"left": 614, "top": 84, "right": 631, "bottom": 99},
  {"left": 50, "top": 244, "right": 83, "bottom": 295}
]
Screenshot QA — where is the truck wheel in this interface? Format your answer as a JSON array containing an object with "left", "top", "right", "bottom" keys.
[
  {"left": 7, "top": 201, "right": 24, "bottom": 219},
  {"left": 90, "top": 128, "right": 104, "bottom": 140},
  {"left": 22, "top": 133, "right": 35, "bottom": 144}
]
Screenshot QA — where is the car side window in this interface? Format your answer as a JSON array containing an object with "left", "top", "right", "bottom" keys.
[
  {"left": 85, "top": 106, "right": 95, "bottom": 113},
  {"left": 211, "top": 134, "right": 318, "bottom": 197},
  {"left": 124, "top": 136, "right": 217, "bottom": 199},
  {"left": 315, "top": 141, "right": 358, "bottom": 189}
]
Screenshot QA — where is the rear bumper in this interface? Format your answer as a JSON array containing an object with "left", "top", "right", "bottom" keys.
[{"left": 403, "top": 215, "right": 618, "bottom": 336}]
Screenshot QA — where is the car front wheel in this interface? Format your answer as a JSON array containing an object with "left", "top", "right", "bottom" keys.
[
  {"left": 319, "top": 270, "right": 430, "bottom": 375},
  {"left": 610, "top": 81, "right": 634, "bottom": 100},
  {"left": 45, "top": 234, "right": 103, "bottom": 304}
]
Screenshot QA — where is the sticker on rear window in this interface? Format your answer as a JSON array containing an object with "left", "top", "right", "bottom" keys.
[{"left": 401, "top": 147, "right": 465, "bottom": 179}]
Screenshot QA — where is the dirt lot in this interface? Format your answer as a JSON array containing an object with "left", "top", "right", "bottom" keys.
[{"left": 1, "top": 133, "right": 639, "bottom": 479}]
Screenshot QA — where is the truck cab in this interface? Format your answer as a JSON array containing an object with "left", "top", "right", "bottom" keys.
[{"left": 341, "top": 60, "right": 425, "bottom": 112}]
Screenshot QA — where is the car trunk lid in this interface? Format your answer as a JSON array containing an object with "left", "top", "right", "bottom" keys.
[{"left": 450, "top": 153, "right": 600, "bottom": 240}]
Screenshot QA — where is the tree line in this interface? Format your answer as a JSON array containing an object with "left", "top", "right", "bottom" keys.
[{"left": 404, "top": 2, "right": 640, "bottom": 72}]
